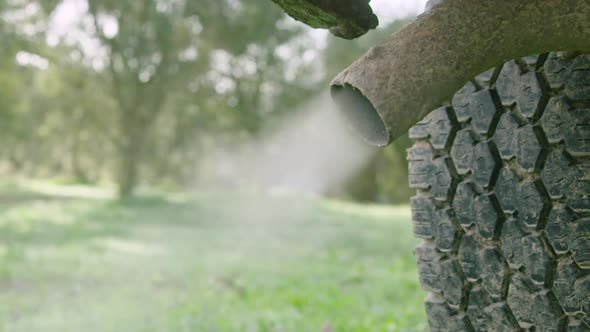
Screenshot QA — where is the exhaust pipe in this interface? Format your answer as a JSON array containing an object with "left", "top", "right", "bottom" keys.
[{"left": 330, "top": 0, "right": 590, "bottom": 146}]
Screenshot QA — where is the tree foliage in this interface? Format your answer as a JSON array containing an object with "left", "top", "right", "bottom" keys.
[
  {"left": 0, "top": 0, "right": 323, "bottom": 197},
  {"left": 0, "top": 0, "right": 411, "bottom": 203}
]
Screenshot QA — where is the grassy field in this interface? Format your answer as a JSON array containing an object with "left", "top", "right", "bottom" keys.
[{"left": 0, "top": 180, "right": 427, "bottom": 332}]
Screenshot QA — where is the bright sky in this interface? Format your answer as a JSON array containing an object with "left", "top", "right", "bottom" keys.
[
  {"left": 305, "top": 0, "right": 428, "bottom": 47},
  {"left": 16, "top": 0, "right": 428, "bottom": 70},
  {"left": 48, "top": 0, "right": 429, "bottom": 39},
  {"left": 372, "top": 0, "right": 429, "bottom": 23}
]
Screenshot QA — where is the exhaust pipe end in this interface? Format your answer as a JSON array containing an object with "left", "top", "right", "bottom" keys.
[
  {"left": 329, "top": 1, "right": 590, "bottom": 148},
  {"left": 330, "top": 84, "right": 391, "bottom": 147}
]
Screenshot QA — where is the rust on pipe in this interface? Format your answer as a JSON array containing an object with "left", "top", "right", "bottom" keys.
[{"left": 330, "top": 0, "right": 590, "bottom": 146}]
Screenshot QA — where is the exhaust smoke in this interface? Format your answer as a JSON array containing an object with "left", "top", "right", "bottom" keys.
[
  {"left": 196, "top": 92, "right": 378, "bottom": 195},
  {"left": 330, "top": 84, "right": 388, "bottom": 147}
]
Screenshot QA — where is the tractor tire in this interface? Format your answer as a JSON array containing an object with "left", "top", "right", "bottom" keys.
[{"left": 408, "top": 52, "right": 590, "bottom": 332}]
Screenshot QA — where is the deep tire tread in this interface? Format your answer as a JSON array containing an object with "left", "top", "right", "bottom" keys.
[{"left": 410, "top": 53, "right": 590, "bottom": 331}]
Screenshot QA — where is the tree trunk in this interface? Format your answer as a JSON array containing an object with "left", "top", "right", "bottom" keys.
[
  {"left": 70, "top": 123, "right": 89, "bottom": 183},
  {"left": 117, "top": 151, "right": 138, "bottom": 198},
  {"left": 117, "top": 119, "right": 145, "bottom": 198}
]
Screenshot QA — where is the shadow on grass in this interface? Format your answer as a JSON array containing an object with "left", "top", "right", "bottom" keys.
[
  {"left": 0, "top": 184, "right": 427, "bottom": 332},
  {"left": 0, "top": 184, "right": 415, "bottom": 248},
  {"left": 0, "top": 185, "right": 218, "bottom": 249}
]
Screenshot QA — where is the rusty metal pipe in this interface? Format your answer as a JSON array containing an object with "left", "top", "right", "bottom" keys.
[{"left": 330, "top": 0, "right": 590, "bottom": 146}]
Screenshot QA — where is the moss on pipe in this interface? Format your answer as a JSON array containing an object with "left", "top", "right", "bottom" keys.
[{"left": 269, "top": 0, "right": 378, "bottom": 39}]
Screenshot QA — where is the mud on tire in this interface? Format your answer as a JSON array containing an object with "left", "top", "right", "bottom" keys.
[{"left": 408, "top": 53, "right": 590, "bottom": 331}]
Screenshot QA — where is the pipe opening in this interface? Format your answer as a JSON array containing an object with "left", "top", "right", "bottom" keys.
[{"left": 330, "top": 84, "right": 389, "bottom": 147}]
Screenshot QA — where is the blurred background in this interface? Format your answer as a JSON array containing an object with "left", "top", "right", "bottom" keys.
[{"left": 0, "top": 0, "right": 430, "bottom": 331}]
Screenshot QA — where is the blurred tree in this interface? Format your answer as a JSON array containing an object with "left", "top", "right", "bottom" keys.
[
  {"left": 0, "top": 1, "right": 49, "bottom": 173},
  {"left": 84, "top": 0, "right": 316, "bottom": 196},
  {"left": 86, "top": 0, "right": 204, "bottom": 196},
  {"left": 0, "top": 0, "right": 340, "bottom": 199}
]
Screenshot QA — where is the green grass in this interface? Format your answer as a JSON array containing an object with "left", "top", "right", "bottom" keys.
[{"left": 0, "top": 181, "right": 427, "bottom": 332}]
